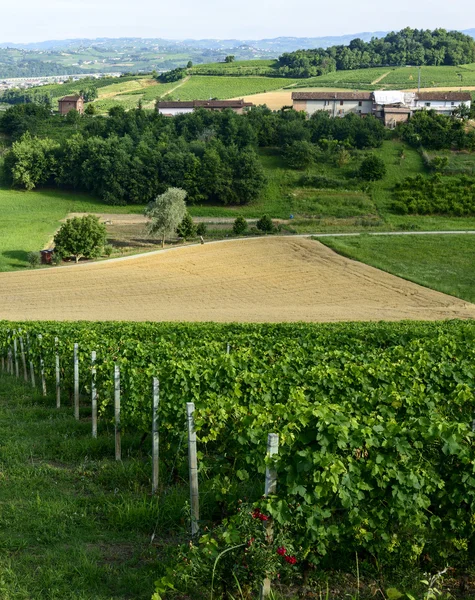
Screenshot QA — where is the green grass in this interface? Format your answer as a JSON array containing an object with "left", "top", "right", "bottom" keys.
[
  {"left": 162, "top": 75, "right": 299, "bottom": 101},
  {"left": 0, "top": 373, "right": 193, "bottom": 599},
  {"left": 0, "top": 187, "right": 145, "bottom": 271},
  {"left": 320, "top": 233, "right": 475, "bottom": 302}
]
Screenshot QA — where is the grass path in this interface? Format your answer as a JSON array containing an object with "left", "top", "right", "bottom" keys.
[
  {"left": 371, "top": 71, "right": 391, "bottom": 85},
  {"left": 0, "top": 374, "right": 175, "bottom": 599}
]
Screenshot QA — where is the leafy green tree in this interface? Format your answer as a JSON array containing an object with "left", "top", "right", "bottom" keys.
[
  {"left": 65, "top": 109, "right": 81, "bottom": 126},
  {"left": 145, "top": 187, "right": 187, "bottom": 248},
  {"left": 79, "top": 87, "right": 98, "bottom": 102},
  {"left": 224, "top": 55, "right": 235, "bottom": 63},
  {"left": 176, "top": 212, "right": 197, "bottom": 240},
  {"left": 233, "top": 216, "right": 248, "bottom": 235},
  {"left": 84, "top": 103, "right": 97, "bottom": 115},
  {"left": 256, "top": 214, "right": 274, "bottom": 233},
  {"left": 282, "top": 140, "right": 318, "bottom": 169},
  {"left": 53, "top": 215, "right": 107, "bottom": 263},
  {"left": 186, "top": 61, "right": 193, "bottom": 69},
  {"left": 359, "top": 154, "right": 387, "bottom": 181},
  {"left": 196, "top": 222, "right": 207, "bottom": 236},
  {"left": 4, "top": 132, "right": 60, "bottom": 190}
]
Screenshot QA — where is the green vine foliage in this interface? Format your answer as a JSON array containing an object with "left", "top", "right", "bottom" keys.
[{"left": 1, "top": 321, "right": 475, "bottom": 572}]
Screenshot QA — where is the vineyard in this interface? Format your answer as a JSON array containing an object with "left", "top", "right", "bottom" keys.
[
  {"left": 160, "top": 75, "right": 299, "bottom": 101},
  {"left": 1, "top": 320, "right": 475, "bottom": 594}
]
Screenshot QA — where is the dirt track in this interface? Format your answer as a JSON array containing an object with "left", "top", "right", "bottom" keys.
[{"left": 0, "top": 238, "right": 473, "bottom": 323}]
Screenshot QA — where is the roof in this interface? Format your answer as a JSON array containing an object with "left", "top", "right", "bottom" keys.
[
  {"left": 292, "top": 91, "right": 372, "bottom": 101},
  {"left": 373, "top": 90, "right": 406, "bottom": 106},
  {"left": 156, "top": 99, "right": 254, "bottom": 109},
  {"left": 58, "top": 95, "right": 82, "bottom": 102},
  {"left": 415, "top": 92, "right": 472, "bottom": 102}
]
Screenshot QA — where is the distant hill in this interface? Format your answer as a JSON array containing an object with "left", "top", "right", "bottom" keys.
[{"left": 1, "top": 30, "right": 474, "bottom": 53}]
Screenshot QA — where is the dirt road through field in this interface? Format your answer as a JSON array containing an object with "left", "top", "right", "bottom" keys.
[{"left": 0, "top": 238, "right": 473, "bottom": 322}]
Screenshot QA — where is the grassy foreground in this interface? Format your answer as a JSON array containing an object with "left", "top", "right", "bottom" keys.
[
  {"left": 0, "top": 373, "right": 181, "bottom": 599},
  {"left": 319, "top": 234, "right": 475, "bottom": 303}
]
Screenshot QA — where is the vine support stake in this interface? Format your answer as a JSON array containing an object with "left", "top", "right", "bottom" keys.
[
  {"left": 55, "top": 337, "right": 60, "bottom": 409},
  {"left": 13, "top": 332, "right": 19, "bottom": 378},
  {"left": 226, "top": 343, "right": 230, "bottom": 355},
  {"left": 114, "top": 364, "right": 121, "bottom": 461},
  {"left": 186, "top": 402, "right": 199, "bottom": 538},
  {"left": 91, "top": 351, "right": 97, "bottom": 439},
  {"left": 74, "top": 343, "right": 79, "bottom": 419},
  {"left": 27, "top": 334, "right": 35, "bottom": 388},
  {"left": 38, "top": 335, "right": 46, "bottom": 397},
  {"left": 260, "top": 432, "right": 279, "bottom": 600},
  {"left": 19, "top": 334, "right": 28, "bottom": 382},
  {"left": 152, "top": 377, "right": 159, "bottom": 495}
]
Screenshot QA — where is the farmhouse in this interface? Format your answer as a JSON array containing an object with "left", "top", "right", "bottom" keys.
[
  {"left": 292, "top": 92, "right": 373, "bottom": 117},
  {"left": 156, "top": 99, "right": 254, "bottom": 116},
  {"left": 292, "top": 90, "right": 472, "bottom": 126},
  {"left": 58, "top": 95, "right": 84, "bottom": 115}
]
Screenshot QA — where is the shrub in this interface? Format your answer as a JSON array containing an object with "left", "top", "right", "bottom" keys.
[
  {"left": 256, "top": 214, "right": 274, "bottom": 233},
  {"left": 359, "top": 154, "right": 387, "bottom": 181},
  {"left": 282, "top": 140, "right": 318, "bottom": 169},
  {"left": 27, "top": 251, "right": 40, "bottom": 268},
  {"left": 196, "top": 222, "right": 207, "bottom": 236},
  {"left": 232, "top": 216, "right": 248, "bottom": 235},
  {"left": 176, "top": 212, "right": 197, "bottom": 240},
  {"left": 103, "top": 244, "right": 113, "bottom": 257},
  {"left": 53, "top": 215, "right": 107, "bottom": 263}
]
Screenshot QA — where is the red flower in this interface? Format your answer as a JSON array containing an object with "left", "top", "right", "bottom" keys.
[
  {"left": 277, "top": 546, "right": 287, "bottom": 556},
  {"left": 285, "top": 555, "right": 297, "bottom": 565},
  {"left": 259, "top": 513, "right": 269, "bottom": 522},
  {"left": 252, "top": 509, "right": 261, "bottom": 519}
]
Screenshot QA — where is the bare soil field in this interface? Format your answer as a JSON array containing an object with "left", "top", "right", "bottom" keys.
[{"left": 0, "top": 238, "right": 473, "bottom": 323}]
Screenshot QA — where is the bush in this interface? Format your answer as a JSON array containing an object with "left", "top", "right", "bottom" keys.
[
  {"left": 176, "top": 212, "right": 197, "bottom": 240},
  {"left": 27, "top": 251, "right": 40, "bottom": 268},
  {"left": 232, "top": 216, "right": 248, "bottom": 235},
  {"left": 282, "top": 140, "right": 318, "bottom": 169},
  {"left": 256, "top": 215, "right": 274, "bottom": 233},
  {"left": 196, "top": 222, "right": 207, "bottom": 236},
  {"left": 103, "top": 244, "right": 113, "bottom": 257},
  {"left": 359, "top": 154, "right": 387, "bottom": 181}
]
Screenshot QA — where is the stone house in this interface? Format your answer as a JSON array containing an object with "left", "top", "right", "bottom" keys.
[
  {"left": 58, "top": 95, "right": 84, "bottom": 116},
  {"left": 156, "top": 99, "right": 254, "bottom": 116}
]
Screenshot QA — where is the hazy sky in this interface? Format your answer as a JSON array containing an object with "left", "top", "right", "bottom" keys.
[{"left": 1, "top": 0, "right": 474, "bottom": 42}]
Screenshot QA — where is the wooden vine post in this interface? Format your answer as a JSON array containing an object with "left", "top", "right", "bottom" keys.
[
  {"left": 91, "top": 351, "right": 97, "bottom": 439},
  {"left": 74, "top": 343, "right": 79, "bottom": 419},
  {"left": 27, "top": 334, "right": 35, "bottom": 388},
  {"left": 55, "top": 337, "right": 61, "bottom": 408},
  {"left": 114, "top": 364, "right": 121, "bottom": 461},
  {"left": 152, "top": 377, "right": 160, "bottom": 494},
  {"left": 186, "top": 402, "right": 199, "bottom": 537},
  {"left": 260, "top": 432, "right": 279, "bottom": 600}
]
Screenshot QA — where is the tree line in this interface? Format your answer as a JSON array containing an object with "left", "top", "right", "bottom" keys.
[
  {"left": 0, "top": 104, "right": 386, "bottom": 205},
  {"left": 277, "top": 28, "right": 475, "bottom": 77}
]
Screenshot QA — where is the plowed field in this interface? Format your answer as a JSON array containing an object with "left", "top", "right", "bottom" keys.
[{"left": 0, "top": 238, "right": 473, "bottom": 322}]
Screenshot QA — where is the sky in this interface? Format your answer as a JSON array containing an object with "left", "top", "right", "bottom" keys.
[{"left": 0, "top": 0, "right": 474, "bottom": 43}]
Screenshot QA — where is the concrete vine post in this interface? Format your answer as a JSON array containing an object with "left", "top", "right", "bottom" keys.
[
  {"left": 38, "top": 335, "right": 47, "bottom": 397},
  {"left": 152, "top": 377, "right": 160, "bottom": 495},
  {"left": 186, "top": 402, "right": 199, "bottom": 538},
  {"left": 55, "top": 337, "right": 61, "bottom": 409},
  {"left": 74, "top": 343, "right": 79, "bottom": 419},
  {"left": 260, "top": 433, "right": 279, "bottom": 600},
  {"left": 114, "top": 364, "right": 121, "bottom": 461},
  {"left": 19, "top": 334, "right": 28, "bottom": 382},
  {"left": 91, "top": 351, "right": 97, "bottom": 439},
  {"left": 13, "top": 332, "right": 19, "bottom": 378},
  {"left": 27, "top": 334, "right": 35, "bottom": 388}
]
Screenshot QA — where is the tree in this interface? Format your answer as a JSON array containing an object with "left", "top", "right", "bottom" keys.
[
  {"left": 282, "top": 140, "right": 317, "bottom": 169},
  {"left": 359, "top": 154, "right": 387, "bottom": 181},
  {"left": 224, "top": 55, "right": 235, "bottom": 63},
  {"left": 187, "top": 61, "right": 193, "bottom": 69},
  {"left": 176, "top": 212, "right": 197, "bottom": 240},
  {"left": 53, "top": 215, "right": 107, "bottom": 263},
  {"left": 233, "top": 216, "right": 248, "bottom": 235},
  {"left": 27, "top": 251, "right": 40, "bottom": 268},
  {"left": 145, "top": 187, "right": 187, "bottom": 248},
  {"left": 256, "top": 215, "right": 274, "bottom": 233},
  {"left": 196, "top": 222, "right": 207, "bottom": 236},
  {"left": 84, "top": 103, "right": 97, "bottom": 115},
  {"left": 4, "top": 132, "right": 60, "bottom": 190}
]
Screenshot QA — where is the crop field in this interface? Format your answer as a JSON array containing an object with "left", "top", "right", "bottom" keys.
[
  {"left": 293, "top": 67, "right": 393, "bottom": 89},
  {"left": 381, "top": 65, "right": 475, "bottom": 88},
  {"left": 0, "top": 237, "right": 474, "bottom": 322},
  {"left": 190, "top": 59, "right": 279, "bottom": 76},
  {"left": 160, "top": 75, "right": 299, "bottom": 101}
]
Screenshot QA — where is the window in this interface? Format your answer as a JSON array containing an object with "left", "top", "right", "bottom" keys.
[
  {"left": 358, "top": 101, "right": 363, "bottom": 107},
  {"left": 340, "top": 100, "right": 344, "bottom": 106},
  {"left": 451, "top": 102, "right": 455, "bottom": 106},
  {"left": 425, "top": 102, "right": 431, "bottom": 107}
]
